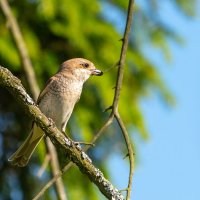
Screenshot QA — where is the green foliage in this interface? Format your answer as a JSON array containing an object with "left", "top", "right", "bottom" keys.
[
  {"left": 0, "top": 0, "right": 196, "bottom": 199},
  {"left": 175, "top": 0, "right": 197, "bottom": 16}
]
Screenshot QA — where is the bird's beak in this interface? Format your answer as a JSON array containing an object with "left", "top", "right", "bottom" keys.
[{"left": 91, "top": 69, "right": 103, "bottom": 76}]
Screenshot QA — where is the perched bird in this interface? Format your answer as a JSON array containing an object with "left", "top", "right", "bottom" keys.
[{"left": 8, "top": 58, "right": 103, "bottom": 167}]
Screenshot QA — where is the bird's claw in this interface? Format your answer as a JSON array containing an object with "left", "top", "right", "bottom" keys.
[
  {"left": 48, "top": 118, "right": 55, "bottom": 127},
  {"left": 74, "top": 141, "right": 95, "bottom": 147}
]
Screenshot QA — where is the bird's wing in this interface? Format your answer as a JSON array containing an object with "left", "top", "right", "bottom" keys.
[{"left": 37, "top": 76, "right": 56, "bottom": 104}]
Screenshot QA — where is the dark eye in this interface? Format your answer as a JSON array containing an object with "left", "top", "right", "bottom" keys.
[{"left": 81, "top": 63, "right": 89, "bottom": 68}]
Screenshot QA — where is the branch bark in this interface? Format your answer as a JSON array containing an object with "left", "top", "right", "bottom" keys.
[
  {"left": 0, "top": 66, "right": 124, "bottom": 200},
  {"left": 32, "top": 115, "right": 114, "bottom": 200}
]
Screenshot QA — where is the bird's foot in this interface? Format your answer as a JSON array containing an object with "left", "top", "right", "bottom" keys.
[{"left": 48, "top": 118, "right": 55, "bottom": 127}]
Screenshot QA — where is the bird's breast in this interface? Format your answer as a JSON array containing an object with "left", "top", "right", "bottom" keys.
[
  {"left": 49, "top": 75, "right": 83, "bottom": 98},
  {"left": 38, "top": 76, "right": 83, "bottom": 130}
]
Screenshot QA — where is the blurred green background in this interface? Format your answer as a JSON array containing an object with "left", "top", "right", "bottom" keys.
[{"left": 0, "top": 0, "right": 197, "bottom": 199}]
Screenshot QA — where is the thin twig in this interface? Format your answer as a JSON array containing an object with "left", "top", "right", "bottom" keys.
[
  {"left": 37, "top": 154, "right": 50, "bottom": 177},
  {"left": 112, "top": 0, "right": 135, "bottom": 111},
  {"left": 115, "top": 112, "right": 134, "bottom": 200},
  {"left": 113, "top": 0, "right": 135, "bottom": 199},
  {"left": 33, "top": 164, "right": 73, "bottom": 200},
  {"left": 0, "top": 66, "right": 125, "bottom": 200},
  {"left": 0, "top": 1, "right": 68, "bottom": 200},
  {"left": 46, "top": 138, "right": 68, "bottom": 200},
  {"left": 103, "top": 61, "right": 119, "bottom": 73},
  {"left": 110, "top": 1, "right": 135, "bottom": 199}
]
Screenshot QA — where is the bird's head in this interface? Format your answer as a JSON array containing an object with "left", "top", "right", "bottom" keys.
[{"left": 60, "top": 58, "right": 103, "bottom": 82}]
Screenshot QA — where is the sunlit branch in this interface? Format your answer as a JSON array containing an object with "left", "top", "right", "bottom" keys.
[
  {"left": 32, "top": 115, "right": 114, "bottom": 200},
  {"left": 0, "top": 66, "right": 125, "bottom": 200}
]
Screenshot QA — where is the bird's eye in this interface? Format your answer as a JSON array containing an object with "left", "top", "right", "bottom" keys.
[{"left": 81, "top": 63, "right": 89, "bottom": 68}]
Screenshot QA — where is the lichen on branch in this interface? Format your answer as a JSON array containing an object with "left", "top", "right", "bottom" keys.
[{"left": 0, "top": 66, "right": 124, "bottom": 200}]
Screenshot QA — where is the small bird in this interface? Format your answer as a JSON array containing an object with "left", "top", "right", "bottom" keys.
[{"left": 8, "top": 58, "right": 103, "bottom": 167}]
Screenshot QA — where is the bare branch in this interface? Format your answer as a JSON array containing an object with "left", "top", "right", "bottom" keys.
[
  {"left": 112, "top": 1, "right": 135, "bottom": 199},
  {"left": 46, "top": 138, "right": 68, "bottom": 200},
  {"left": 114, "top": 112, "right": 134, "bottom": 200},
  {"left": 0, "top": 66, "right": 124, "bottom": 200},
  {"left": 112, "top": 0, "right": 135, "bottom": 111},
  {"left": 33, "top": 162, "right": 74, "bottom": 200},
  {"left": 37, "top": 153, "right": 50, "bottom": 177}
]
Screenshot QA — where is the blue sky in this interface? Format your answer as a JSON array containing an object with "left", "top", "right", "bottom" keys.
[{"left": 107, "top": 1, "right": 200, "bottom": 200}]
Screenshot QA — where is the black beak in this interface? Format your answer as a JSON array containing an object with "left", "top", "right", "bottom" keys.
[{"left": 91, "top": 69, "right": 103, "bottom": 76}]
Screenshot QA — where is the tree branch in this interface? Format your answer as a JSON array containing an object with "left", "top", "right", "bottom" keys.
[
  {"left": 112, "top": 0, "right": 135, "bottom": 111},
  {"left": 0, "top": 1, "right": 67, "bottom": 199},
  {"left": 111, "top": 1, "right": 135, "bottom": 199},
  {"left": 33, "top": 1, "right": 136, "bottom": 199},
  {"left": 32, "top": 115, "right": 114, "bottom": 200},
  {"left": 0, "top": 66, "right": 124, "bottom": 200},
  {"left": 37, "top": 153, "right": 50, "bottom": 177},
  {"left": 46, "top": 138, "right": 68, "bottom": 200},
  {"left": 114, "top": 112, "right": 134, "bottom": 200}
]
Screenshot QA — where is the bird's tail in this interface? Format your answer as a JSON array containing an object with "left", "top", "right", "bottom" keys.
[{"left": 8, "top": 124, "right": 44, "bottom": 167}]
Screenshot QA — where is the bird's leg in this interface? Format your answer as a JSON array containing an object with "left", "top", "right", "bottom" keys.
[
  {"left": 61, "top": 123, "right": 67, "bottom": 135},
  {"left": 61, "top": 119, "right": 94, "bottom": 147},
  {"left": 61, "top": 116, "right": 70, "bottom": 135}
]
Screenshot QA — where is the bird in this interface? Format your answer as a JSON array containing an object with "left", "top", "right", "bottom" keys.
[{"left": 8, "top": 58, "right": 103, "bottom": 167}]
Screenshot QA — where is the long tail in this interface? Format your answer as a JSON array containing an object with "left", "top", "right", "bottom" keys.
[{"left": 8, "top": 124, "right": 44, "bottom": 167}]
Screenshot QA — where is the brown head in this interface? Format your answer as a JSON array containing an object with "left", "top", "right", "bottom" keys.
[{"left": 59, "top": 58, "right": 103, "bottom": 82}]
